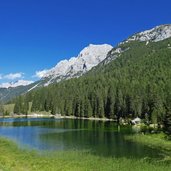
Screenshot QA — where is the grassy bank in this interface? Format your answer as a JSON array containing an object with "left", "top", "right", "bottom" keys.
[
  {"left": 125, "top": 133, "right": 171, "bottom": 160},
  {"left": 0, "top": 138, "right": 171, "bottom": 171}
]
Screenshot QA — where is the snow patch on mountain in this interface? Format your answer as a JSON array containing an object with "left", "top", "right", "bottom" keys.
[
  {"left": 27, "top": 83, "right": 40, "bottom": 92},
  {"left": 0, "top": 80, "right": 34, "bottom": 88}
]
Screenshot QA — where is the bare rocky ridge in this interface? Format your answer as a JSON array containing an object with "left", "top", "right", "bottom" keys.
[
  {"left": 41, "top": 44, "right": 113, "bottom": 86},
  {"left": 103, "top": 24, "right": 171, "bottom": 64},
  {"left": 127, "top": 24, "right": 171, "bottom": 43}
]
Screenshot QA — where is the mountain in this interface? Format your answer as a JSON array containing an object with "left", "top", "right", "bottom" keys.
[
  {"left": 101, "top": 24, "right": 171, "bottom": 64},
  {"left": 20, "top": 25, "right": 171, "bottom": 122},
  {"left": 40, "top": 44, "right": 113, "bottom": 86},
  {"left": 0, "top": 44, "right": 112, "bottom": 102},
  {"left": 0, "top": 81, "right": 42, "bottom": 103},
  {"left": 127, "top": 24, "right": 171, "bottom": 42},
  {"left": 1, "top": 24, "right": 171, "bottom": 103}
]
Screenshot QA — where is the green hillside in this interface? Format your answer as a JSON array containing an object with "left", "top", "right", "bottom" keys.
[{"left": 14, "top": 38, "right": 171, "bottom": 125}]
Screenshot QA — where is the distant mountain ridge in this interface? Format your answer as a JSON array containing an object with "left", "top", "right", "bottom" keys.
[{"left": 0, "top": 80, "right": 33, "bottom": 89}]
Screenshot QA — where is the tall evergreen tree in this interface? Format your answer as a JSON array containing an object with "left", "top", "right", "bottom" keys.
[{"left": 0, "top": 103, "right": 4, "bottom": 116}]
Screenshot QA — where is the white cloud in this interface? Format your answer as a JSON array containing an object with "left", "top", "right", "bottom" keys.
[
  {"left": 0, "top": 80, "right": 34, "bottom": 88},
  {"left": 35, "top": 69, "right": 49, "bottom": 78},
  {"left": 0, "top": 74, "right": 2, "bottom": 79},
  {"left": 4, "top": 72, "right": 24, "bottom": 80}
]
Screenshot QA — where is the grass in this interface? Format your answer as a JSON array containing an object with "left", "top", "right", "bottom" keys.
[
  {"left": 0, "top": 137, "right": 171, "bottom": 171},
  {"left": 125, "top": 133, "right": 171, "bottom": 151},
  {"left": 125, "top": 133, "right": 171, "bottom": 160}
]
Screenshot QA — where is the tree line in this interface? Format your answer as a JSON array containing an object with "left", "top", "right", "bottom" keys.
[{"left": 13, "top": 39, "right": 171, "bottom": 134}]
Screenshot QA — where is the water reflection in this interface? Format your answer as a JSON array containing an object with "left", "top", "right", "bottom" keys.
[{"left": 0, "top": 118, "right": 162, "bottom": 158}]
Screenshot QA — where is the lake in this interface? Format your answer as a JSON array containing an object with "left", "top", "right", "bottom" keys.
[{"left": 0, "top": 117, "right": 162, "bottom": 158}]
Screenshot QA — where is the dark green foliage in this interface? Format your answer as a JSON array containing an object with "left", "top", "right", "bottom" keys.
[
  {"left": 0, "top": 81, "right": 41, "bottom": 103},
  {"left": 14, "top": 38, "right": 171, "bottom": 122},
  {"left": 4, "top": 110, "right": 10, "bottom": 116},
  {"left": 14, "top": 96, "right": 29, "bottom": 114},
  {"left": 163, "top": 111, "right": 171, "bottom": 137},
  {"left": 163, "top": 92, "right": 171, "bottom": 136},
  {"left": 0, "top": 103, "right": 4, "bottom": 116}
]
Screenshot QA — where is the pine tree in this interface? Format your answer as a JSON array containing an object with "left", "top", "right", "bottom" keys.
[
  {"left": 163, "top": 111, "right": 171, "bottom": 137},
  {"left": 97, "top": 95, "right": 104, "bottom": 118},
  {"left": 163, "top": 95, "right": 171, "bottom": 137},
  {"left": 0, "top": 103, "right": 4, "bottom": 116},
  {"left": 14, "top": 97, "right": 22, "bottom": 114},
  {"left": 105, "top": 87, "right": 115, "bottom": 119},
  {"left": 84, "top": 98, "right": 92, "bottom": 118}
]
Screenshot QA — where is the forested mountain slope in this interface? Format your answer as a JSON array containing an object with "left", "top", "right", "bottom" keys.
[{"left": 14, "top": 36, "right": 171, "bottom": 123}]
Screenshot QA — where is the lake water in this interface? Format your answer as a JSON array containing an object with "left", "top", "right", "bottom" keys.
[{"left": 0, "top": 118, "right": 162, "bottom": 158}]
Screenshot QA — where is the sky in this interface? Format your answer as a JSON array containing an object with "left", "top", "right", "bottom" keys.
[{"left": 0, "top": 0, "right": 171, "bottom": 85}]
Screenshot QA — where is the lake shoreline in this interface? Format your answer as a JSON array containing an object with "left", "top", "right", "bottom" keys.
[
  {"left": 0, "top": 133, "right": 171, "bottom": 171},
  {"left": 125, "top": 133, "right": 171, "bottom": 154},
  {"left": 56, "top": 115, "right": 116, "bottom": 122},
  {"left": 0, "top": 113, "right": 116, "bottom": 122}
]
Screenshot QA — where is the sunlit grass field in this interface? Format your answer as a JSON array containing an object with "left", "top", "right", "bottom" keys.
[{"left": 0, "top": 135, "right": 171, "bottom": 171}]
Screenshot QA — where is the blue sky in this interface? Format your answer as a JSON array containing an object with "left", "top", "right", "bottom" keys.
[{"left": 0, "top": 0, "right": 171, "bottom": 84}]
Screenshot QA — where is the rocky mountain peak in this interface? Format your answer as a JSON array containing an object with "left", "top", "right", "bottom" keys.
[
  {"left": 42, "top": 44, "right": 113, "bottom": 85},
  {"left": 127, "top": 24, "right": 171, "bottom": 43}
]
